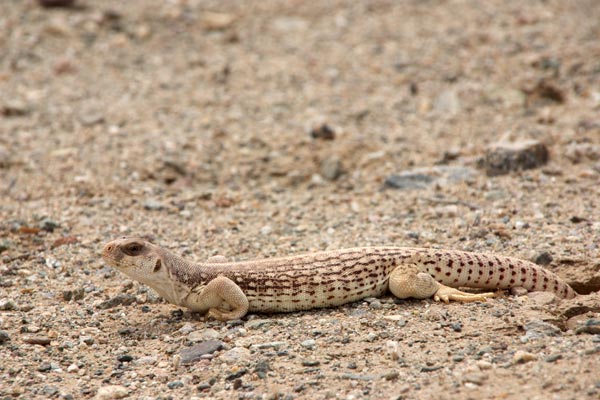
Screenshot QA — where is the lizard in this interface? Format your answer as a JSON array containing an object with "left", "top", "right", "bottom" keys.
[{"left": 101, "top": 237, "right": 577, "bottom": 321}]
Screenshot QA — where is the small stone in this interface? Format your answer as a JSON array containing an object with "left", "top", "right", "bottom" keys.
[
  {"left": 67, "top": 364, "right": 79, "bottom": 372},
  {"left": 526, "top": 291, "right": 557, "bottom": 305},
  {"left": 575, "top": 319, "right": 600, "bottom": 335},
  {"left": 300, "top": 339, "right": 316, "bottom": 349},
  {"left": 433, "top": 89, "right": 461, "bottom": 116},
  {"left": 167, "top": 381, "right": 184, "bottom": 389},
  {"left": 0, "top": 299, "right": 17, "bottom": 311},
  {"left": 0, "top": 331, "right": 10, "bottom": 344},
  {"left": 0, "top": 145, "right": 11, "bottom": 168},
  {"left": 254, "top": 360, "right": 270, "bottom": 379},
  {"left": 180, "top": 340, "right": 224, "bottom": 365},
  {"left": 221, "top": 347, "right": 251, "bottom": 364},
  {"left": 368, "top": 300, "right": 382, "bottom": 309},
  {"left": 38, "top": 362, "right": 52, "bottom": 372},
  {"left": 310, "top": 123, "right": 336, "bottom": 140},
  {"left": 545, "top": 354, "right": 563, "bottom": 363},
  {"left": 1, "top": 100, "right": 30, "bottom": 116},
  {"left": 384, "top": 172, "right": 434, "bottom": 190},
  {"left": 80, "top": 336, "right": 94, "bottom": 345},
  {"left": 23, "top": 335, "right": 51, "bottom": 346},
  {"left": 522, "top": 319, "right": 561, "bottom": 341},
  {"left": 201, "top": 12, "right": 236, "bottom": 31},
  {"left": 385, "top": 340, "right": 400, "bottom": 361},
  {"left": 226, "top": 368, "right": 248, "bottom": 380},
  {"left": 250, "top": 341, "right": 286, "bottom": 350},
  {"left": 480, "top": 140, "right": 549, "bottom": 176},
  {"left": 188, "top": 329, "right": 220, "bottom": 342},
  {"left": 450, "top": 322, "right": 463, "bottom": 332},
  {"left": 39, "top": 218, "right": 59, "bottom": 232},
  {"left": 382, "top": 371, "right": 399, "bottom": 381},
  {"left": 143, "top": 199, "right": 165, "bottom": 211},
  {"left": 462, "top": 372, "right": 488, "bottom": 385},
  {"left": 302, "top": 359, "right": 320, "bottom": 367},
  {"left": 43, "top": 386, "right": 59, "bottom": 396},
  {"left": 564, "top": 142, "right": 600, "bottom": 164},
  {"left": 63, "top": 288, "right": 85, "bottom": 302},
  {"left": 534, "top": 251, "right": 553, "bottom": 265},
  {"left": 38, "top": 0, "right": 76, "bottom": 7},
  {"left": 94, "top": 385, "right": 129, "bottom": 400},
  {"left": 512, "top": 350, "right": 537, "bottom": 364},
  {"left": 117, "top": 354, "right": 133, "bottom": 362},
  {"left": 245, "top": 319, "right": 274, "bottom": 330},
  {"left": 96, "top": 294, "right": 136, "bottom": 309},
  {"left": 320, "top": 156, "right": 343, "bottom": 181}
]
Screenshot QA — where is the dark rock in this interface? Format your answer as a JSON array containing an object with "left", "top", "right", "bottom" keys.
[
  {"left": 384, "top": 173, "right": 434, "bottom": 190},
  {"left": 570, "top": 216, "right": 587, "bottom": 223},
  {"left": 42, "top": 386, "right": 59, "bottom": 396},
  {"left": 575, "top": 319, "right": 600, "bottom": 335},
  {"left": 63, "top": 288, "right": 85, "bottom": 302},
  {"left": 310, "top": 123, "right": 335, "bottom": 140},
  {"left": 96, "top": 294, "right": 136, "bottom": 310},
  {"left": 39, "top": 218, "right": 59, "bottom": 232},
  {"left": 180, "top": 340, "right": 224, "bottom": 365},
  {"left": 117, "top": 354, "right": 133, "bottom": 362},
  {"left": 226, "top": 368, "right": 248, "bottom": 380},
  {"left": 38, "top": 0, "right": 76, "bottom": 7},
  {"left": 38, "top": 362, "right": 52, "bottom": 372},
  {"left": 534, "top": 252, "right": 553, "bottom": 266},
  {"left": 0, "top": 330, "right": 10, "bottom": 344},
  {"left": 167, "top": 381, "right": 184, "bottom": 389},
  {"left": 480, "top": 140, "right": 549, "bottom": 176},
  {"left": 254, "top": 360, "right": 270, "bottom": 379},
  {"left": 301, "top": 360, "right": 320, "bottom": 367}
]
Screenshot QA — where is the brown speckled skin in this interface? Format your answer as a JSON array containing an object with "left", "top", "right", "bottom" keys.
[{"left": 102, "top": 238, "right": 576, "bottom": 317}]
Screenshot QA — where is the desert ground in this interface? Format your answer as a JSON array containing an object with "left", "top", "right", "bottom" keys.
[{"left": 1, "top": 0, "right": 600, "bottom": 399}]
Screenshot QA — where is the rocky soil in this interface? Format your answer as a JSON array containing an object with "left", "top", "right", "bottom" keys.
[{"left": 1, "top": 0, "right": 600, "bottom": 399}]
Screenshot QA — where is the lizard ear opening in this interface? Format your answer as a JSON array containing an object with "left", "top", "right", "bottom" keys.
[{"left": 153, "top": 258, "right": 162, "bottom": 273}]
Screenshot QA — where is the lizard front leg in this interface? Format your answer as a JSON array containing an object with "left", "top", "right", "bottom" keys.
[
  {"left": 186, "top": 276, "right": 249, "bottom": 321},
  {"left": 388, "top": 264, "right": 494, "bottom": 302}
]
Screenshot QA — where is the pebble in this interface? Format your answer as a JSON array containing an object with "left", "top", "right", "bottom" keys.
[
  {"left": 94, "top": 385, "right": 129, "bottom": 400},
  {"left": 320, "top": 156, "right": 343, "bottom": 181},
  {"left": 433, "top": 89, "right": 461, "bottom": 116},
  {"left": 38, "top": 0, "right": 76, "bottom": 7},
  {"left": 39, "top": 218, "right": 59, "bottom": 232},
  {"left": 564, "top": 142, "right": 600, "bottom": 163},
  {"left": 385, "top": 340, "right": 400, "bottom": 361},
  {"left": 462, "top": 372, "right": 488, "bottom": 385},
  {"left": 300, "top": 339, "right": 316, "bottom": 349},
  {"left": 167, "top": 381, "right": 184, "bottom": 389},
  {"left": 96, "top": 294, "right": 136, "bottom": 309},
  {"left": 384, "top": 172, "right": 434, "bottom": 190},
  {"left": 302, "top": 359, "right": 320, "bottom": 367},
  {"left": 245, "top": 319, "right": 275, "bottom": 330},
  {"left": 1, "top": 100, "right": 30, "bottom": 116},
  {"left": 188, "top": 329, "right": 220, "bottom": 342},
  {"left": 0, "top": 330, "right": 10, "bottom": 344},
  {"left": 67, "top": 364, "right": 79, "bottom": 372},
  {"left": 143, "top": 199, "right": 165, "bottom": 211},
  {"left": 526, "top": 291, "right": 557, "bottom": 305},
  {"left": 221, "top": 347, "right": 251, "bottom": 364},
  {"left": 180, "top": 340, "right": 224, "bottom": 365},
  {"left": 310, "top": 123, "right": 336, "bottom": 140},
  {"left": 250, "top": 341, "right": 286, "bottom": 350},
  {"left": 534, "top": 251, "right": 553, "bottom": 266},
  {"left": 0, "top": 145, "right": 11, "bottom": 168},
  {"left": 0, "top": 299, "right": 17, "bottom": 311},
  {"left": 512, "top": 350, "right": 537, "bottom": 364},
  {"left": 62, "top": 288, "right": 85, "bottom": 302},
  {"left": 574, "top": 319, "right": 600, "bottom": 335},
  {"left": 23, "top": 335, "right": 51, "bottom": 346},
  {"left": 522, "top": 319, "right": 561, "bottom": 342},
  {"left": 200, "top": 11, "right": 236, "bottom": 31},
  {"left": 117, "top": 354, "right": 133, "bottom": 362},
  {"left": 480, "top": 140, "right": 549, "bottom": 176}
]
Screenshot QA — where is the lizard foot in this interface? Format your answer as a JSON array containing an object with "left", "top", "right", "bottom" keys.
[
  {"left": 208, "top": 307, "right": 246, "bottom": 321},
  {"left": 433, "top": 284, "right": 495, "bottom": 303}
]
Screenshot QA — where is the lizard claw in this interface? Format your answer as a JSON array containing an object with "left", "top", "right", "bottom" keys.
[{"left": 434, "top": 285, "right": 494, "bottom": 303}]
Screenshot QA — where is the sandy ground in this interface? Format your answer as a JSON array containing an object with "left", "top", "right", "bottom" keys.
[{"left": 1, "top": 0, "right": 600, "bottom": 399}]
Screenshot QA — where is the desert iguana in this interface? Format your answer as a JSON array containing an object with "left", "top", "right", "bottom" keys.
[{"left": 102, "top": 237, "right": 577, "bottom": 321}]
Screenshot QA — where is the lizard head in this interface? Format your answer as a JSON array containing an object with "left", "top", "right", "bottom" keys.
[{"left": 102, "top": 237, "right": 168, "bottom": 284}]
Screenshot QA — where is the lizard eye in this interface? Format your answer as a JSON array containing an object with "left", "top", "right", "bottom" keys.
[
  {"left": 153, "top": 259, "right": 162, "bottom": 272},
  {"left": 122, "top": 243, "right": 143, "bottom": 256}
]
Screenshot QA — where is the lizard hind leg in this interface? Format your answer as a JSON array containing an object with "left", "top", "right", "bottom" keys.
[{"left": 388, "top": 264, "right": 494, "bottom": 303}]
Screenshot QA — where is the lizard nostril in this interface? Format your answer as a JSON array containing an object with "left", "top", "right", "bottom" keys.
[{"left": 105, "top": 245, "right": 113, "bottom": 252}]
